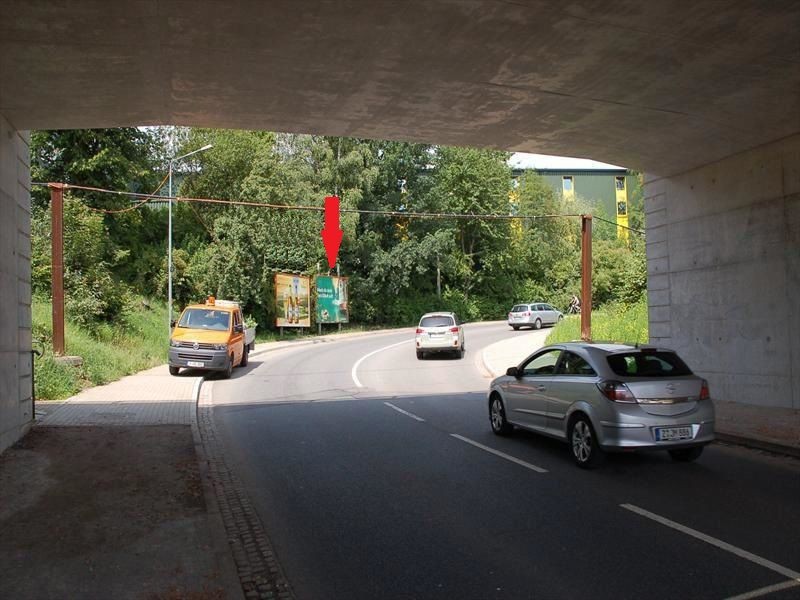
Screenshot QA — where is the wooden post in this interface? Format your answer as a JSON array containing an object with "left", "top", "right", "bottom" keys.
[
  {"left": 50, "top": 183, "right": 65, "bottom": 355},
  {"left": 581, "top": 214, "right": 592, "bottom": 341}
]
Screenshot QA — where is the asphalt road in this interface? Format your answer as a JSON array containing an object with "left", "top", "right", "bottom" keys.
[{"left": 211, "top": 323, "right": 800, "bottom": 600}]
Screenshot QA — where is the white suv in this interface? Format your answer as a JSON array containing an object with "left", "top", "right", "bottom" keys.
[{"left": 415, "top": 312, "right": 465, "bottom": 359}]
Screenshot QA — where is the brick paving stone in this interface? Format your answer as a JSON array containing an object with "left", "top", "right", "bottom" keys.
[
  {"left": 197, "top": 382, "right": 296, "bottom": 600},
  {"left": 38, "top": 365, "right": 198, "bottom": 427}
]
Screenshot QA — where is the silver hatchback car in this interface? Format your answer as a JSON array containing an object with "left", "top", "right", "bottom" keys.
[{"left": 488, "top": 342, "right": 715, "bottom": 468}]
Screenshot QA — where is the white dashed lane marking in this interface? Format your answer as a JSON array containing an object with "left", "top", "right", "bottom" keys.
[
  {"left": 621, "top": 504, "right": 800, "bottom": 600},
  {"left": 383, "top": 402, "right": 426, "bottom": 422},
  {"left": 450, "top": 434, "right": 548, "bottom": 474}
]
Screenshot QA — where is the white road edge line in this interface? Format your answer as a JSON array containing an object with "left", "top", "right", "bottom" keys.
[
  {"left": 621, "top": 504, "right": 800, "bottom": 582},
  {"left": 725, "top": 579, "right": 800, "bottom": 600},
  {"left": 383, "top": 402, "right": 425, "bottom": 422},
  {"left": 351, "top": 339, "right": 410, "bottom": 388},
  {"left": 450, "top": 434, "right": 548, "bottom": 473}
]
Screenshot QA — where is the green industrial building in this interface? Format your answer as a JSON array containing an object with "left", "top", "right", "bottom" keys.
[{"left": 511, "top": 162, "right": 642, "bottom": 239}]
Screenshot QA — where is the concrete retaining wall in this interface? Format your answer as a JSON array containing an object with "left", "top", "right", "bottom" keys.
[
  {"left": 0, "top": 113, "right": 32, "bottom": 453},
  {"left": 645, "top": 135, "right": 800, "bottom": 409}
]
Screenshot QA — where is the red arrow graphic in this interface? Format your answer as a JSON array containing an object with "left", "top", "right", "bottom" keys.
[{"left": 321, "top": 195, "right": 343, "bottom": 269}]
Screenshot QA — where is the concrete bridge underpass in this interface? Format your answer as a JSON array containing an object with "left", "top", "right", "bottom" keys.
[{"left": 1, "top": 0, "right": 798, "bottom": 451}]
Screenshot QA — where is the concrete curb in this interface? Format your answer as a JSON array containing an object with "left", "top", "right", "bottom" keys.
[
  {"left": 715, "top": 432, "right": 800, "bottom": 460},
  {"left": 481, "top": 342, "right": 501, "bottom": 379},
  {"left": 195, "top": 379, "right": 296, "bottom": 599},
  {"left": 190, "top": 377, "right": 246, "bottom": 600}
]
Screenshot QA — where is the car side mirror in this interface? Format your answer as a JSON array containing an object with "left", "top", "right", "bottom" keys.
[
  {"left": 506, "top": 366, "right": 520, "bottom": 378},
  {"left": 234, "top": 324, "right": 244, "bottom": 333},
  {"left": 170, "top": 320, "right": 176, "bottom": 329}
]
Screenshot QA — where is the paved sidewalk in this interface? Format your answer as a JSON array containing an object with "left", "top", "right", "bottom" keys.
[
  {"left": 480, "top": 332, "right": 800, "bottom": 457},
  {"left": 38, "top": 364, "right": 198, "bottom": 426},
  {"left": 2, "top": 364, "right": 243, "bottom": 600}
]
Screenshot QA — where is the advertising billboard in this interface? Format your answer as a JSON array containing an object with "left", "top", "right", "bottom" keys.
[
  {"left": 316, "top": 276, "right": 349, "bottom": 324},
  {"left": 275, "top": 273, "right": 311, "bottom": 328}
]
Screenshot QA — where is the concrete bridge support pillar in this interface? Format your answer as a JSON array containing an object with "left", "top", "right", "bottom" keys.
[
  {"left": 0, "top": 112, "right": 32, "bottom": 453},
  {"left": 645, "top": 135, "right": 800, "bottom": 410}
]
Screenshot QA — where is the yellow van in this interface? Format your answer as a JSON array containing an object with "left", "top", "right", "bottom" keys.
[{"left": 168, "top": 297, "right": 256, "bottom": 378}]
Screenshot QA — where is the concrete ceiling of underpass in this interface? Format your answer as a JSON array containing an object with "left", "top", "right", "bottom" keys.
[{"left": 1, "top": 0, "right": 799, "bottom": 175}]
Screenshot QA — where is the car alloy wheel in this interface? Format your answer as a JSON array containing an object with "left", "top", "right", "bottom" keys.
[
  {"left": 570, "top": 416, "right": 603, "bottom": 468},
  {"left": 490, "top": 396, "right": 513, "bottom": 436},
  {"left": 534, "top": 318, "right": 542, "bottom": 330}
]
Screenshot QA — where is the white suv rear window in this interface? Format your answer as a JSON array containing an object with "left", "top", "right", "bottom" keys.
[
  {"left": 511, "top": 305, "right": 528, "bottom": 313},
  {"left": 420, "top": 316, "right": 455, "bottom": 327}
]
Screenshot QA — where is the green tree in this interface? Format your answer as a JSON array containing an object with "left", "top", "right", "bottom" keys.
[
  {"left": 30, "top": 128, "right": 167, "bottom": 296},
  {"left": 428, "top": 147, "right": 513, "bottom": 299},
  {"left": 31, "top": 197, "right": 130, "bottom": 325}
]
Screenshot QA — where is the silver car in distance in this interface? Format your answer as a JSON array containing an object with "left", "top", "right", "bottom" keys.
[{"left": 488, "top": 342, "right": 715, "bottom": 468}]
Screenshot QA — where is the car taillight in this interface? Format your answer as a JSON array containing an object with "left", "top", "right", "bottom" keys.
[
  {"left": 597, "top": 380, "right": 636, "bottom": 403},
  {"left": 525, "top": 311, "right": 531, "bottom": 316},
  {"left": 699, "top": 380, "right": 710, "bottom": 401},
  {"left": 415, "top": 328, "right": 424, "bottom": 334},
  {"left": 449, "top": 326, "right": 459, "bottom": 333}
]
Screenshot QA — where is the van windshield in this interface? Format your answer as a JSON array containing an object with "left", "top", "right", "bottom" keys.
[{"left": 178, "top": 309, "right": 231, "bottom": 331}]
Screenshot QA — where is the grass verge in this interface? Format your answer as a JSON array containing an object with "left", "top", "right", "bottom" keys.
[
  {"left": 32, "top": 296, "right": 168, "bottom": 401},
  {"left": 546, "top": 300, "right": 648, "bottom": 345}
]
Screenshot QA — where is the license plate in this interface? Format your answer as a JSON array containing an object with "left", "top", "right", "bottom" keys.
[
  {"left": 655, "top": 426, "right": 692, "bottom": 441},
  {"left": 187, "top": 361, "right": 205, "bottom": 368}
]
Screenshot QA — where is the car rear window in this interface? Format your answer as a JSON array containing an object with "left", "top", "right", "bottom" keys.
[
  {"left": 606, "top": 352, "right": 693, "bottom": 377},
  {"left": 511, "top": 305, "right": 528, "bottom": 313},
  {"left": 420, "top": 315, "right": 455, "bottom": 327}
]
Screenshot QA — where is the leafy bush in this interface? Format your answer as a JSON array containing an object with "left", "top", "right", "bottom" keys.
[
  {"left": 32, "top": 295, "right": 169, "bottom": 400},
  {"left": 31, "top": 198, "right": 133, "bottom": 327}
]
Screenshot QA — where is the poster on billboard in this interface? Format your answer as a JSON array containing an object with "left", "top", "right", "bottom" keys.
[
  {"left": 316, "top": 276, "right": 349, "bottom": 324},
  {"left": 275, "top": 273, "right": 311, "bottom": 328}
]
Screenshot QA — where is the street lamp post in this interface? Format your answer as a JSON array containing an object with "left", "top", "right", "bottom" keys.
[{"left": 168, "top": 144, "right": 212, "bottom": 329}]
